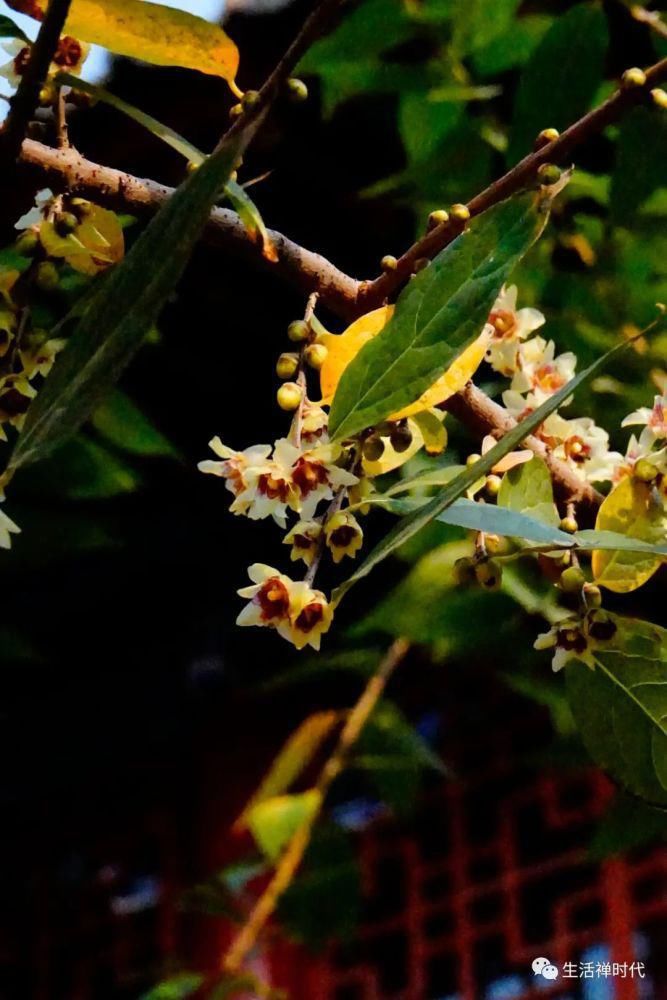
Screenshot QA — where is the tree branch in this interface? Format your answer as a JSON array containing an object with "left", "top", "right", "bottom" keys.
[
  {"left": 223, "top": 638, "right": 410, "bottom": 975},
  {"left": 0, "top": 0, "right": 72, "bottom": 170},
  {"left": 357, "top": 56, "right": 667, "bottom": 309}
]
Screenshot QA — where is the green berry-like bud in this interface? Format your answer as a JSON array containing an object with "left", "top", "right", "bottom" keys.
[
  {"left": 583, "top": 582, "right": 602, "bottom": 608},
  {"left": 453, "top": 556, "right": 476, "bottom": 586},
  {"left": 55, "top": 212, "right": 79, "bottom": 235},
  {"left": 381, "top": 255, "right": 398, "bottom": 272},
  {"left": 35, "top": 261, "right": 59, "bottom": 292},
  {"left": 428, "top": 209, "right": 449, "bottom": 230},
  {"left": 559, "top": 515, "right": 578, "bottom": 534},
  {"left": 242, "top": 89, "right": 261, "bottom": 109},
  {"left": 287, "top": 319, "right": 310, "bottom": 343},
  {"left": 304, "top": 342, "right": 328, "bottom": 370},
  {"left": 466, "top": 453, "right": 481, "bottom": 467},
  {"left": 534, "top": 127, "right": 560, "bottom": 150},
  {"left": 485, "top": 474, "right": 502, "bottom": 497},
  {"left": 276, "top": 352, "right": 299, "bottom": 380},
  {"left": 186, "top": 160, "right": 200, "bottom": 175},
  {"left": 560, "top": 566, "right": 586, "bottom": 593},
  {"left": 15, "top": 230, "right": 39, "bottom": 256},
  {"left": 537, "top": 163, "right": 562, "bottom": 185},
  {"left": 362, "top": 434, "right": 385, "bottom": 462},
  {"left": 621, "top": 67, "right": 646, "bottom": 89},
  {"left": 634, "top": 458, "right": 658, "bottom": 482},
  {"left": 390, "top": 422, "right": 413, "bottom": 453},
  {"left": 277, "top": 382, "right": 302, "bottom": 411},
  {"left": 286, "top": 78, "right": 308, "bottom": 102},
  {"left": 651, "top": 88, "right": 667, "bottom": 109},
  {"left": 475, "top": 559, "right": 502, "bottom": 590},
  {"left": 450, "top": 203, "right": 470, "bottom": 222},
  {"left": 229, "top": 102, "right": 244, "bottom": 120},
  {"left": 70, "top": 197, "right": 93, "bottom": 217}
]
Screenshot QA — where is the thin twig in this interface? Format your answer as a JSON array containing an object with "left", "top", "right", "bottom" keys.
[
  {"left": 1, "top": 0, "right": 72, "bottom": 169},
  {"left": 55, "top": 85, "right": 69, "bottom": 149},
  {"left": 223, "top": 637, "right": 410, "bottom": 975},
  {"left": 631, "top": 4, "right": 667, "bottom": 40},
  {"left": 357, "top": 56, "right": 667, "bottom": 308}
]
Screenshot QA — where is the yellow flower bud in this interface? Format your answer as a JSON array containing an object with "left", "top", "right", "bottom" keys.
[
  {"left": 277, "top": 382, "right": 302, "bottom": 411},
  {"left": 381, "top": 255, "right": 398, "bottom": 272},
  {"left": 621, "top": 67, "right": 647, "bottom": 89},
  {"left": 651, "top": 88, "right": 667, "bottom": 109},
  {"left": 534, "top": 127, "right": 560, "bottom": 150},
  {"left": 537, "top": 163, "right": 562, "bottom": 186},
  {"left": 287, "top": 319, "right": 310, "bottom": 343},
  {"left": 304, "top": 343, "right": 328, "bottom": 370},
  {"left": 276, "top": 352, "right": 299, "bottom": 380},
  {"left": 583, "top": 582, "right": 602, "bottom": 608},
  {"left": 229, "top": 103, "right": 244, "bottom": 120},
  {"left": 286, "top": 78, "right": 309, "bottom": 102},
  {"left": 559, "top": 515, "right": 578, "bottom": 534},
  {"left": 428, "top": 209, "right": 449, "bottom": 229},
  {"left": 450, "top": 203, "right": 470, "bottom": 222},
  {"left": 560, "top": 566, "right": 586, "bottom": 593},
  {"left": 485, "top": 474, "right": 502, "bottom": 496}
]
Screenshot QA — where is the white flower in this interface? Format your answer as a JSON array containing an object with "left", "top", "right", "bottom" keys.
[
  {"left": 510, "top": 339, "right": 577, "bottom": 402},
  {"left": 621, "top": 394, "right": 667, "bottom": 450},
  {"left": 0, "top": 39, "right": 30, "bottom": 89},
  {"left": 484, "top": 285, "right": 545, "bottom": 376},
  {"left": 237, "top": 563, "right": 333, "bottom": 650},
  {"left": 15, "top": 189, "right": 54, "bottom": 231},
  {"left": 0, "top": 504, "right": 20, "bottom": 550},
  {"left": 546, "top": 414, "right": 623, "bottom": 484},
  {"left": 288, "top": 441, "right": 358, "bottom": 520}
]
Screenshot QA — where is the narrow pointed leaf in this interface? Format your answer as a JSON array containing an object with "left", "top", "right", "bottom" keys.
[{"left": 328, "top": 192, "right": 549, "bottom": 441}]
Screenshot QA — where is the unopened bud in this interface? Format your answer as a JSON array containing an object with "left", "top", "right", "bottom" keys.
[
  {"left": 277, "top": 382, "right": 302, "bottom": 411},
  {"left": 390, "top": 421, "right": 413, "bottom": 453},
  {"left": 450, "top": 203, "right": 470, "bottom": 222},
  {"left": 36, "top": 261, "right": 59, "bottom": 292},
  {"left": 559, "top": 515, "right": 578, "bottom": 534},
  {"left": 485, "top": 474, "right": 502, "bottom": 497},
  {"left": 55, "top": 211, "right": 79, "bottom": 236},
  {"left": 242, "top": 89, "right": 261, "bottom": 109},
  {"left": 381, "top": 254, "right": 398, "bottom": 272},
  {"left": 287, "top": 319, "right": 310, "bottom": 343},
  {"left": 466, "top": 453, "right": 481, "bottom": 467},
  {"left": 583, "top": 582, "right": 602, "bottom": 608},
  {"left": 537, "top": 163, "right": 562, "bottom": 186},
  {"left": 621, "top": 67, "right": 646, "bottom": 89},
  {"left": 362, "top": 434, "right": 385, "bottom": 462},
  {"left": 534, "top": 127, "right": 560, "bottom": 150},
  {"left": 634, "top": 458, "right": 658, "bottom": 482},
  {"left": 15, "top": 231, "right": 39, "bottom": 256},
  {"left": 304, "top": 342, "right": 328, "bottom": 370},
  {"left": 453, "top": 556, "right": 476, "bottom": 586},
  {"left": 276, "top": 352, "right": 299, "bottom": 380},
  {"left": 286, "top": 78, "right": 308, "bottom": 102},
  {"left": 475, "top": 559, "right": 502, "bottom": 590},
  {"left": 560, "top": 566, "right": 586, "bottom": 593},
  {"left": 651, "top": 88, "right": 667, "bottom": 109},
  {"left": 428, "top": 209, "right": 449, "bottom": 229},
  {"left": 229, "top": 102, "right": 244, "bottom": 120}
]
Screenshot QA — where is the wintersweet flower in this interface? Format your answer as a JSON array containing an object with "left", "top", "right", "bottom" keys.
[
  {"left": 511, "top": 339, "right": 577, "bottom": 402},
  {"left": 300, "top": 401, "right": 329, "bottom": 445},
  {"left": 484, "top": 285, "right": 545, "bottom": 376},
  {"left": 0, "top": 504, "right": 20, "bottom": 550},
  {"left": 534, "top": 610, "right": 618, "bottom": 672},
  {"left": 545, "top": 415, "right": 623, "bottom": 484},
  {"left": 325, "top": 510, "right": 364, "bottom": 562},
  {"left": 0, "top": 374, "right": 36, "bottom": 431},
  {"left": 621, "top": 393, "right": 667, "bottom": 450},
  {"left": 198, "top": 438, "right": 272, "bottom": 501},
  {"left": 283, "top": 520, "right": 323, "bottom": 566},
  {"left": 236, "top": 564, "right": 333, "bottom": 650},
  {"left": 1, "top": 36, "right": 89, "bottom": 91},
  {"left": 286, "top": 441, "right": 358, "bottom": 520}
]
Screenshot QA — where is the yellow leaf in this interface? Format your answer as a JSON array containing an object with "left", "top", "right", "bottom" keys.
[
  {"left": 318, "top": 306, "right": 490, "bottom": 420},
  {"left": 592, "top": 476, "right": 666, "bottom": 593},
  {"left": 40, "top": 206, "right": 124, "bottom": 275},
  {"left": 247, "top": 790, "right": 321, "bottom": 861},
  {"left": 361, "top": 417, "right": 425, "bottom": 476},
  {"left": 24, "top": 0, "right": 239, "bottom": 84}
]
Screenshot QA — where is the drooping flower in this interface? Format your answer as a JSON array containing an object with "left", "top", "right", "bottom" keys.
[
  {"left": 198, "top": 438, "right": 272, "bottom": 504},
  {"left": 534, "top": 610, "right": 618, "bottom": 672},
  {"left": 300, "top": 400, "right": 329, "bottom": 445},
  {"left": 325, "top": 509, "right": 364, "bottom": 563},
  {"left": 286, "top": 441, "right": 358, "bottom": 520},
  {"left": 622, "top": 393, "right": 667, "bottom": 450},
  {"left": 0, "top": 374, "right": 36, "bottom": 431},
  {"left": 484, "top": 285, "right": 545, "bottom": 376},
  {"left": 236, "top": 564, "right": 333, "bottom": 650},
  {"left": 283, "top": 520, "right": 322, "bottom": 566},
  {"left": 1, "top": 35, "right": 88, "bottom": 92}
]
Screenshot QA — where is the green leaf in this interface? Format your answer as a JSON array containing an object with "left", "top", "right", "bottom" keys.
[
  {"left": 8, "top": 101, "right": 259, "bottom": 472},
  {"left": 471, "top": 14, "right": 552, "bottom": 77},
  {"left": 588, "top": 793, "right": 667, "bottom": 861},
  {"left": 369, "top": 495, "right": 575, "bottom": 546},
  {"left": 91, "top": 389, "right": 176, "bottom": 457},
  {"left": 236, "top": 712, "right": 338, "bottom": 829},
  {"left": 450, "top": 0, "right": 521, "bottom": 57},
  {"left": 382, "top": 463, "right": 465, "bottom": 497},
  {"left": 497, "top": 456, "right": 560, "bottom": 527},
  {"left": 247, "top": 790, "right": 321, "bottom": 861},
  {"left": 611, "top": 107, "right": 667, "bottom": 226},
  {"left": 140, "top": 974, "right": 204, "bottom": 1000},
  {"left": 329, "top": 192, "right": 548, "bottom": 441},
  {"left": 508, "top": 3, "right": 608, "bottom": 164},
  {"left": 574, "top": 529, "right": 667, "bottom": 557},
  {"left": 0, "top": 14, "right": 28, "bottom": 41},
  {"left": 334, "top": 338, "right": 630, "bottom": 605},
  {"left": 566, "top": 615, "right": 667, "bottom": 806}
]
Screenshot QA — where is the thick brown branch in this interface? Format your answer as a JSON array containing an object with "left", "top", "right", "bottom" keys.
[
  {"left": 358, "top": 56, "right": 667, "bottom": 309},
  {"left": 441, "top": 383, "right": 603, "bottom": 524},
  {"left": 18, "top": 138, "right": 363, "bottom": 317},
  {"left": 1, "top": 0, "right": 72, "bottom": 169}
]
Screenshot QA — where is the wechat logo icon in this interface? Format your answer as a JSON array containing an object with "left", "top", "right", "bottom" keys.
[{"left": 532, "top": 957, "right": 559, "bottom": 980}]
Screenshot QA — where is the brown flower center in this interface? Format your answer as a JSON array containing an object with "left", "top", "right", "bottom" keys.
[
  {"left": 489, "top": 309, "right": 516, "bottom": 340},
  {"left": 292, "top": 458, "right": 328, "bottom": 497},
  {"left": 295, "top": 602, "right": 324, "bottom": 632},
  {"left": 257, "top": 578, "right": 290, "bottom": 621},
  {"left": 54, "top": 36, "right": 84, "bottom": 68},
  {"left": 330, "top": 525, "right": 357, "bottom": 548},
  {"left": 258, "top": 472, "right": 291, "bottom": 502},
  {"left": 564, "top": 435, "right": 590, "bottom": 463}
]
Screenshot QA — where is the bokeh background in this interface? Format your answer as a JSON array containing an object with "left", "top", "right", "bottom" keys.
[{"left": 1, "top": 0, "right": 666, "bottom": 996}]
